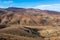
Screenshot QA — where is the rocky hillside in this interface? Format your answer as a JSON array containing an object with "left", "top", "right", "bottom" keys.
[
  {"left": 0, "top": 7, "right": 60, "bottom": 26},
  {"left": 0, "top": 7, "right": 60, "bottom": 40}
]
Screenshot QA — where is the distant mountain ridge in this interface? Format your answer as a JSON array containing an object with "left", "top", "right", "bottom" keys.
[
  {"left": 0, "top": 7, "right": 60, "bottom": 15},
  {"left": 6, "top": 7, "right": 60, "bottom": 14}
]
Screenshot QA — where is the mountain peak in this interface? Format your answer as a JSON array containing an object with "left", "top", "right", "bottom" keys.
[{"left": 6, "top": 7, "right": 25, "bottom": 9}]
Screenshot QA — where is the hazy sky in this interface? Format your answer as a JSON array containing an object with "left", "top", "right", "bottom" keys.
[{"left": 0, "top": 0, "right": 60, "bottom": 11}]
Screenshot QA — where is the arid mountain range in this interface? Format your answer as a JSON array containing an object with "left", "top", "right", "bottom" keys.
[
  {"left": 0, "top": 7, "right": 60, "bottom": 40},
  {"left": 0, "top": 7, "right": 60, "bottom": 26}
]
